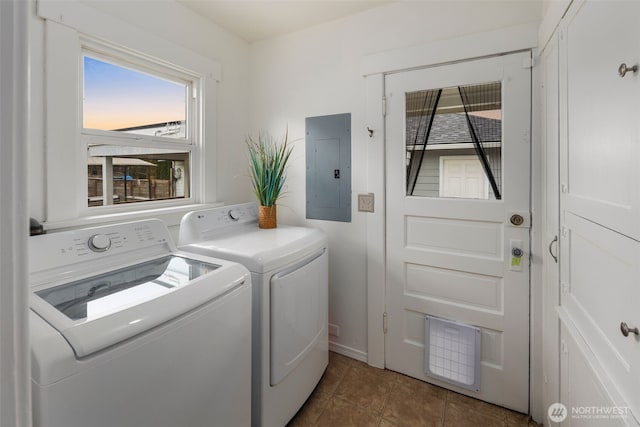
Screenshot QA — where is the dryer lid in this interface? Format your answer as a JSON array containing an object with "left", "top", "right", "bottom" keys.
[
  {"left": 31, "top": 255, "right": 248, "bottom": 357},
  {"left": 179, "top": 225, "right": 327, "bottom": 274}
]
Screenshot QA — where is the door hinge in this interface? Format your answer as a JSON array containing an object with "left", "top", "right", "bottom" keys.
[
  {"left": 561, "top": 281, "right": 571, "bottom": 295},
  {"left": 561, "top": 339, "right": 568, "bottom": 354},
  {"left": 383, "top": 312, "right": 388, "bottom": 334},
  {"left": 382, "top": 96, "right": 387, "bottom": 117}
]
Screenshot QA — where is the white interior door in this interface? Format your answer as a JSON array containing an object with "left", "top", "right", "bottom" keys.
[{"left": 384, "top": 52, "right": 531, "bottom": 412}]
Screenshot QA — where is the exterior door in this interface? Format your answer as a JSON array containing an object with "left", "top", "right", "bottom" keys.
[{"left": 384, "top": 52, "right": 531, "bottom": 412}]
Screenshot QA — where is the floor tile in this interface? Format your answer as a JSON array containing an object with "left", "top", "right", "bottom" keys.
[
  {"left": 381, "top": 382, "right": 445, "bottom": 427},
  {"left": 394, "top": 373, "right": 447, "bottom": 399},
  {"left": 287, "top": 388, "right": 330, "bottom": 427},
  {"left": 289, "top": 352, "right": 541, "bottom": 427},
  {"left": 446, "top": 390, "right": 506, "bottom": 419},
  {"left": 314, "top": 353, "right": 350, "bottom": 397},
  {"left": 443, "top": 392, "right": 506, "bottom": 427},
  {"left": 506, "top": 410, "right": 538, "bottom": 427},
  {"left": 314, "top": 397, "right": 380, "bottom": 427},
  {"left": 333, "top": 364, "right": 396, "bottom": 415}
]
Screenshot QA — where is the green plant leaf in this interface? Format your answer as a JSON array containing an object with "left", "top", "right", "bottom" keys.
[{"left": 246, "top": 128, "right": 293, "bottom": 207}]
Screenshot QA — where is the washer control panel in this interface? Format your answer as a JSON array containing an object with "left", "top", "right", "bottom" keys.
[
  {"left": 30, "top": 219, "right": 172, "bottom": 274},
  {"left": 88, "top": 234, "right": 112, "bottom": 252}
]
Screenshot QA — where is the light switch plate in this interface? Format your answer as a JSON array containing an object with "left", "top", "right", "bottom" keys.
[{"left": 358, "top": 193, "right": 374, "bottom": 213}]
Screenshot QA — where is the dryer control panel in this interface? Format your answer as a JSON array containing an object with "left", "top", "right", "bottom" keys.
[
  {"left": 30, "top": 219, "right": 173, "bottom": 275},
  {"left": 179, "top": 203, "right": 259, "bottom": 245}
]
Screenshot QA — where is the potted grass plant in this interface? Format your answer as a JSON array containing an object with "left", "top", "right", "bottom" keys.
[{"left": 246, "top": 129, "right": 293, "bottom": 229}]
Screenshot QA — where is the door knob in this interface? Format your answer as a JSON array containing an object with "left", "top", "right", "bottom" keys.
[
  {"left": 510, "top": 214, "right": 524, "bottom": 226},
  {"left": 620, "top": 322, "right": 639, "bottom": 337}
]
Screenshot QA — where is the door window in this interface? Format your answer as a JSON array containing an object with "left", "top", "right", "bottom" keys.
[{"left": 405, "top": 82, "right": 502, "bottom": 199}]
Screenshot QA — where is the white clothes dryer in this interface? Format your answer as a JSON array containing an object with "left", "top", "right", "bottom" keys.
[
  {"left": 179, "top": 203, "right": 329, "bottom": 427},
  {"left": 30, "top": 219, "right": 252, "bottom": 427}
]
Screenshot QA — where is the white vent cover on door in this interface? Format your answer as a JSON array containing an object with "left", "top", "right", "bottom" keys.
[{"left": 424, "top": 315, "right": 481, "bottom": 391}]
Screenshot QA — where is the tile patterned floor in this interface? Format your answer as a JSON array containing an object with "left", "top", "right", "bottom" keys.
[{"left": 287, "top": 352, "right": 540, "bottom": 427}]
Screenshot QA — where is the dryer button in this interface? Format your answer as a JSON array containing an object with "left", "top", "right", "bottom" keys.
[{"left": 228, "top": 209, "right": 241, "bottom": 221}]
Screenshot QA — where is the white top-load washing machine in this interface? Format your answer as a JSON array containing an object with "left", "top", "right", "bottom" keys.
[
  {"left": 30, "top": 219, "right": 252, "bottom": 427},
  {"left": 178, "top": 203, "right": 328, "bottom": 427}
]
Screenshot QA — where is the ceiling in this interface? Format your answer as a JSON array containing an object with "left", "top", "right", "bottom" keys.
[{"left": 178, "top": 0, "right": 393, "bottom": 43}]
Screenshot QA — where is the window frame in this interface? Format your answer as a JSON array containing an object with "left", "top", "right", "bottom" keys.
[
  {"left": 79, "top": 39, "right": 202, "bottom": 214},
  {"left": 40, "top": 7, "right": 220, "bottom": 228}
]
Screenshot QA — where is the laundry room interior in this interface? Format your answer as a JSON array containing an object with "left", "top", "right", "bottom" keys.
[{"left": 2, "top": 0, "right": 639, "bottom": 426}]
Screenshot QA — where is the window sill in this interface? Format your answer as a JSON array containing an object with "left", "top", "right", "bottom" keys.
[{"left": 42, "top": 202, "right": 223, "bottom": 232}]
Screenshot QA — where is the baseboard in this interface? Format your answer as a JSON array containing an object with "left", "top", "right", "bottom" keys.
[{"left": 329, "top": 340, "right": 368, "bottom": 363}]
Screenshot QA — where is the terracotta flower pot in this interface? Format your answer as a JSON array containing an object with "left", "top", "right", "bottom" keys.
[{"left": 258, "top": 205, "right": 277, "bottom": 229}]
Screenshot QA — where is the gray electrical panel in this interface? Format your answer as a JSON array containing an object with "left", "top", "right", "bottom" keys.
[{"left": 306, "top": 113, "right": 351, "bottom": 222}]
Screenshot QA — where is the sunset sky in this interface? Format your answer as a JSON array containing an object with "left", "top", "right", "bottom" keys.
[{"left": 83, "top": 56, "right": 186, "bottom": 131}]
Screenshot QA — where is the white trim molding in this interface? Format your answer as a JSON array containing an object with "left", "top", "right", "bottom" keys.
[
  {"left": 361, "top": 22, "right": 538, "bottom": 77},
  {"left": 0, "top": 0, "right": 32, "bottom": 425},
  {"left": 364, "top": 73, "right": 386, "bottom": 369},
  {"left": 329, "top": 341, "right": 368, "bottom": 364}
]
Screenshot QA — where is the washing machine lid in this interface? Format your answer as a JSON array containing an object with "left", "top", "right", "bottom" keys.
[
  {"left": 180, "top": 225, "right": 327, "bottom": 274},
  {"left": 30, "top": 254, "right": 248, "bottom": 358}
]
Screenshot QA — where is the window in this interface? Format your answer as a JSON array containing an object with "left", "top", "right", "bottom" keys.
[
  {"left": 81, "top": 47, "right": 198, "bottom": 208},
  {"left": 42, "top": 13, "right": 219, "bottom": 226},
  {"left": 439, "top": 156, "right": 490, "bottom": 199}
]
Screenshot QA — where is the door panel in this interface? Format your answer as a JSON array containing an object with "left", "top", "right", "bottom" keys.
[
  {"left": 563, "top": 1, "right": 640, "bottom": 241},
  {"left": 560, "top": 212, "right": 640, "bottom": 418},
  {"left": 270, "top": 250, "right": 328, "bottom": 386},
  {"left": 385, "top": 53, "right": 531, "bottom": 412}
]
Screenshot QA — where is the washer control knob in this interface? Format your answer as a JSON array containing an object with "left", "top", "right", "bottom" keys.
[
  {"left": 228, "top": 209, "right": 241, "bottom": 221},
  {"left": 88, "top": 234, "right": 111, "bottom": 252}
]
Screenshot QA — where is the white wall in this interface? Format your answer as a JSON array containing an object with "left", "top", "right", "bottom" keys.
[
  {"left": 29, "top": 0, "right": 254, "bottom": 226},
  {"left": 250, "top": 1, "right": 542, "bottom": 359}
]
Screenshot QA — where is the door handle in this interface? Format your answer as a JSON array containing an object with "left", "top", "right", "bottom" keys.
[
  {"left": 618, "top": 63, "right": 638, "bottom": 78},
  {"left": 548, "top": 235, "right": 558, "bottom": 263},
  {"left": 620, "top": 322, "right": 639, "bottom": 337}
]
